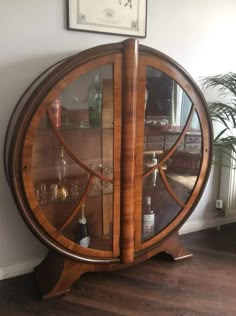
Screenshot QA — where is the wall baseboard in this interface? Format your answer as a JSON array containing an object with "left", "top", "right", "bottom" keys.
[
  {"left": 179, "top": 214, "right": 236, "bottom": 235},
  {"left": 1, "top": 215, "right": 236, "bottom": 281},
  {"left": 0, "top": 257, "right": 43, "bottom": 281}
]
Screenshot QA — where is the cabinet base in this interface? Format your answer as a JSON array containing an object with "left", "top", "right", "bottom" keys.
[
  {"left": 34, "top": 252, "right": 94, "bottom": 300},
  {"left": 35, "top": 233, "right": 191, "bottom": 299},
  {"left": 156, "top": 231, "right": 193, "bottom": 261}
]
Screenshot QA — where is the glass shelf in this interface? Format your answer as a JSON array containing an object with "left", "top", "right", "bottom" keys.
[
  {"left": 34, "top": 177, "right": 113, "bottom": 207},
  {"left": 38, "top": 125, "right": 113, "bottom": 132}
]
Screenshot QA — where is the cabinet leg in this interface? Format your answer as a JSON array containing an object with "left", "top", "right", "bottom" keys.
[
  {"left": 34, "top": 252, "right": 92, "bottom": 299},
  {"left": 158, "top": 232, "right": 192, "bottom": 261}
]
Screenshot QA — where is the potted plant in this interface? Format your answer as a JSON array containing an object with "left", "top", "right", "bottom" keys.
[{"left": 202, "top": 72, "right": 236, "bottom": 168}]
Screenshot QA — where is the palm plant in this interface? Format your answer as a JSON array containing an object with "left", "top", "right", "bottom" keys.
[{"left": 201, "top": 72, "right": 236, "bottom": 168}]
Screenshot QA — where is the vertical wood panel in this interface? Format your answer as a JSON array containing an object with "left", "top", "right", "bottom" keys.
[
  {"left": 134, "top": 62, "right": 146, "bottom": 250},
  {"left": 112, "top": 54, "right": 122, "bottom": 257},
  {"left": 120, "top": 39, "right": 139, "bottom": 263}
]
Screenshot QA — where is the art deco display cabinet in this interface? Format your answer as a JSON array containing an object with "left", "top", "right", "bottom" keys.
[{"left": 5, "top": 39, "right": 212, "bottom": 299}]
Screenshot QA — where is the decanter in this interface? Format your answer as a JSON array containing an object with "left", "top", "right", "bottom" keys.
[{"left": 56, "top": 146, "right": 68, "bottom": 200}]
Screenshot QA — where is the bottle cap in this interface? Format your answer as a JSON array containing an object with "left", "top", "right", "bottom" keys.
[
  {"left": 79, "top": 217, "right": 87, "bottom": 224},
  {"left": 94, "top": 74, "right": 100, "bottom": 82},
  {"left": 146, "top": 196, "right": 151, "bottom": 205}
]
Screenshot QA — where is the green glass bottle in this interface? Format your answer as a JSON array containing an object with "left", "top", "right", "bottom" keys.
[{"left": 88, "top": 74, "right": 102, "bottom": 128}]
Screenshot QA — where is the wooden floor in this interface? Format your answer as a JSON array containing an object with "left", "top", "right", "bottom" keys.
[{"left": 1, "top": 223, "right": 236, "bottom": 315}]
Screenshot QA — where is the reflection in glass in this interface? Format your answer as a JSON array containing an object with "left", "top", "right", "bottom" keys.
[
  {"left": 144, "top": 66, "right": 193, "bottom": 167},
  {"left": 88, "top": 74, "right": 102, "bottom": 127},
  {"left": 165, "top": 111, "right": 202, "bottom": 203},
  {"left": 50, "top": 97, "right": 62, "bottom": 128},
  {"left": 145, "top": 66, "right": 192, "bottom": 126}
]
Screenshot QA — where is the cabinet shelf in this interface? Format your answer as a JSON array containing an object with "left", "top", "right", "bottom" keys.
[
  {"left": 63, "top": 229, "right": 113, "bottom": 252},
  {"left": 37, "top": 188, "right": 113, "bottom": 207}
]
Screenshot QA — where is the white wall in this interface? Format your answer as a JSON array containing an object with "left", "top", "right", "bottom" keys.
[{"left": 1, "top": 0, "right": 236, "bottom": 278}]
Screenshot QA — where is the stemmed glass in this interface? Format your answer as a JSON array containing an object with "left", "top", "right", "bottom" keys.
[{"left": 56, "top": 146, "right": 69, "bottom": 200}]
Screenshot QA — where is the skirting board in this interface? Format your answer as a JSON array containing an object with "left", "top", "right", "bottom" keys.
[
  {"left": 0, "top": 257, "right": 43, "bottom": 281},
  {"left": 1, "top": 215, "right": 236, "bottom": 281},
  {"left": 179, "top": 214, "right": 236, "bottom": 235}
]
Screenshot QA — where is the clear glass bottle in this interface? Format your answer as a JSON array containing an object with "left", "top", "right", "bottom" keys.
[
  {"left": 145, "top": 152, "right": 158, "bottom": 187},
  {"left": 88, "top": 74, "right": 102, "bottom": 128},
  {"left": 78, "top": 204, "right": 90, "bottom": 248},
  {"left": 143, "top": 196, "right": 155, "bottom": 241}
]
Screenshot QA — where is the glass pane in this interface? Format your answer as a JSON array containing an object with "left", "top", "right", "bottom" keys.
[
  {"left": 32, "top": 64, "right": 114, "bottom": 252},
  {"left": 142, "top": 67, "right": 202, "bottom": 242},
  {"left": 167, "top": 111, "right": 202, "bottom": 202},
  {"left": 144, "top": 66, "right": 191, "bottom": 169}
]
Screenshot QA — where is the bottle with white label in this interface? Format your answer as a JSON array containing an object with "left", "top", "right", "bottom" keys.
[
  {"left": 143, "top": 196, "right": 155, "bottom": 241},
  {"left": 78, "top": 204, "right": 90, "bottom": 248}
]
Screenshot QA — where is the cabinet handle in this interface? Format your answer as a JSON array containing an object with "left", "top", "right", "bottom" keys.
[{"left": 23, "top": 165, "right": 28, "bottom": 172}]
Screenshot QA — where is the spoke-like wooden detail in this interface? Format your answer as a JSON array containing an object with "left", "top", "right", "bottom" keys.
[
  {"left": 48, "top": 109, "right": 112, "bottom": 183},
  {"left": 159, "top": 167, "right": 186, "bottom": 208},
  {"left": 59, "top": 174, "right": 95, "bottom": 231},
  {"left": 143, "top": 104, "right": 196, "bottom": 179}
]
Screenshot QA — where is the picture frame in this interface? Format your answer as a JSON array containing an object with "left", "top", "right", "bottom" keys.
[{"left": 67, "top": 0, "right": 147, "bottom": 38}]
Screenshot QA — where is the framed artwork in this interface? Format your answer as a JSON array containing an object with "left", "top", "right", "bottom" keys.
[{"left": 67, "top": 0, "right": 147, "bottom": 38}]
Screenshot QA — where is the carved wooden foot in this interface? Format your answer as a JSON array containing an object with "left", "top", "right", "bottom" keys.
[
  {"left": 34, "top": 233, "right": 191, "bottom": 299},
  {"left": 34, "top": 252, "right": 93, "bottom": 299},
  {"left": 156, "top": 232, "right": 192, "bottom": 261}
]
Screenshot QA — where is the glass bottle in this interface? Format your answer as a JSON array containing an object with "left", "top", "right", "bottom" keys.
[
  {"left": 145, "top": 152, "right": 158, "bottom": 187},
  {"left": 78, "top": 204, "right": 90, "bottom": 248},
  {"left": 143, "top": 196, "right": 155, "bottom": 240},
  {"left": 88, "top": 74, "right": 102, "bottom": 128}
]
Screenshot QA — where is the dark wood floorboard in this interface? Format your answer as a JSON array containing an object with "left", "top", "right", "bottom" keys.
[{"left": 1, "top": 223, "right": 236, "bottom": 315}]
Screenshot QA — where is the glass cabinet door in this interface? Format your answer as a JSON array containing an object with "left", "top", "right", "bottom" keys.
[
  {"left": 30, "top": 63, "right": 118, "bottom": 254},
  {"left": 140, "top": 66, "right": 202, "bottom": 243}
]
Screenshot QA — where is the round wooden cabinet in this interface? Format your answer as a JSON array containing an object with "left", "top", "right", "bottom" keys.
[{"left": 5, "top": 39, "right": 212, "bottom": 299}]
